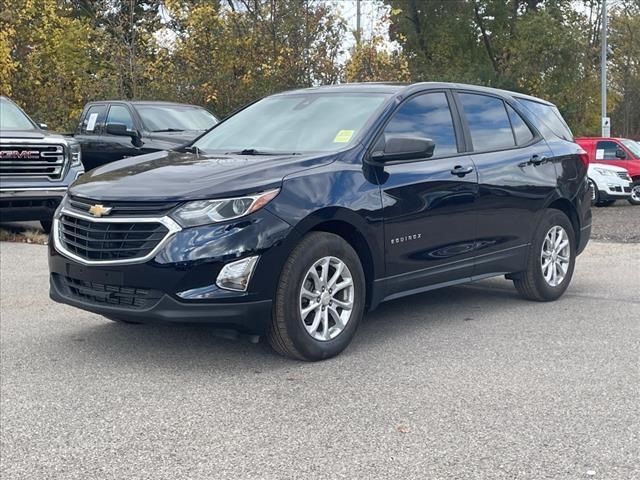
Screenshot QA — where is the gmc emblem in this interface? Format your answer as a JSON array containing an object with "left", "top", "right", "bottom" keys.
[{"left": 0, "top": 150, "right": 40, "bottom": 159}]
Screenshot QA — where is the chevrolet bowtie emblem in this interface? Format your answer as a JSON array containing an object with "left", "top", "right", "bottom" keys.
[{"left": 88, "top": 204, "right": 112, "bottom": 217}]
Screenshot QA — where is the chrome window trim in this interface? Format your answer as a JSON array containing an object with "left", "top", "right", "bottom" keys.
[{"left": 53, "top": 208, "right": 182, "bottom": 266}]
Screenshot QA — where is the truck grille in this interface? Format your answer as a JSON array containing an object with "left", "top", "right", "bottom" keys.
[
  {"left": 58, "top": 214, "right": 169, "bottom": 261},
  {"left": 55, "top": 274, "right": 161, "bottom": 309},
  {"left": 0, "top": 144, "right": 66, "bottom": 179}
]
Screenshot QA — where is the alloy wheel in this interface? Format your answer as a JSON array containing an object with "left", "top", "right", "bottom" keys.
[
  {"left": 540, "top": 226, "right": 571, "bottom": 287},
  {"left": 631, "top": 184, "right": 640, "bottom": 203},
  {"left": 299, "top": 256, "right": 354, "bottom": 341}
]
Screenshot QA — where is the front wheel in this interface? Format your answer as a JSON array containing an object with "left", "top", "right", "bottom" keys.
[
  {"left": 513, "top": 210, "right": 576, "bottom": 302},
  {"left": 267, "top": 232, "right": 365, "bottom": 361},
  {"left": 629, "top": 182, "right": 640, "bottom": 205},
  {"left": 40, "top": 220, "right": 52, "bottom": 234}
]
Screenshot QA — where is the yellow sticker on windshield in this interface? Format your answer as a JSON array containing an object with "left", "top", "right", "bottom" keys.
[{"left": 333, "top": 130, "right": 355, "bottom": 143}]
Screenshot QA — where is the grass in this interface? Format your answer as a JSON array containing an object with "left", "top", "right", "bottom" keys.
[{"left": 0, "top": 228, "right": 48, "bottom": 245}]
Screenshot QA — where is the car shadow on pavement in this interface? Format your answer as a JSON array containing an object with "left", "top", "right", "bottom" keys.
[{"left": 63, "top": 279, "right": 522, "bottom": 369}]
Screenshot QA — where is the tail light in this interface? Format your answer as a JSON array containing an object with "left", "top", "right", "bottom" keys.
[{"left": 577, "top": 148, "right": 589, "bottom": 166}]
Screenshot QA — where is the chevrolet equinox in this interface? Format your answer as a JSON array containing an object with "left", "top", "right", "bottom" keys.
[{"left": 49, "top": 83, "right": 592, "bottom": 361}]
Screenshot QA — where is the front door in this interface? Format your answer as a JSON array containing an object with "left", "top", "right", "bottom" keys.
[{"left": 376, "top": 91, "right": 479, "bottom": 300}]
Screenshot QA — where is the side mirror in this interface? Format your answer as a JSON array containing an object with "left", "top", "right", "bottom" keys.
[
  {"left": 369, "top": 135, "right": 436, "bottom": 164},
  {"left": 615, "top": 147, "right": 627, "bottom": 159},
  {"left": 106, "top": 123, "right": 142, "bottom": 146},
  {"left": 38, "top": 122, "right": 49, "bottom": 130}
]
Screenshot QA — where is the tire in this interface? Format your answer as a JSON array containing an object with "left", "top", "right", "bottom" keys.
[
  {"left": 40, "top": 220, "right": 52, "bottom": 234},
  {"left": 267, "top": 232, "right": 365, "bottom": 361},
  {"left": 513, "top": 210, "right": 576, "bottom": 302},
  {"left": 588, "top": 179, "right": 599, "bottom": 206},
  {"left": 629, "top": 182, "right": 640, "bottom": 205},
  {"left": 104, "top": 315, "right": 141, "bottom": 324}
]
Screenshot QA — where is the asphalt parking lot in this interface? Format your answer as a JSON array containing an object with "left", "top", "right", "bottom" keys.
[{"left": 1, "top": 207, "right": 639, "bottom": 480}]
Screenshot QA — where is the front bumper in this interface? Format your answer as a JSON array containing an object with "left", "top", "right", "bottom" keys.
[
  {"left": 0, "top": 187, "right": 67, "bottom": 222},
  {"left": 48, "top": 208, "right": 295, "bottom": 333},
  {"left": 49, "top": 273, "right": 272, "bottom": 332},
  {"left": 597, "top": 185, "right": 632, "bottom": 201}
]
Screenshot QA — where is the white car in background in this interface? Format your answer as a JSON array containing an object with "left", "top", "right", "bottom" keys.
[{"left": 588, "top": 163, "right": 632, "bottom": 206}]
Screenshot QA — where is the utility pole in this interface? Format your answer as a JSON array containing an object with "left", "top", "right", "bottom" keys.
[
  {"left": 601, "top": 0, "right": 610, "bottom": 137},
  {"left": 356, "top": 0, "right": 361, "bottom": 45}
]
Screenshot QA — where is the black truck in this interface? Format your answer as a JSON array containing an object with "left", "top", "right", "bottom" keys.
[
  {"left": 0, "top": 96, "right": 84, "bottom": 232},
  {"left": 72, "top": 101, "right": 217, "bottom": 170}
]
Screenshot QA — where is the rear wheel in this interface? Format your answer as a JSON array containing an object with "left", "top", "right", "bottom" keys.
[
  {"left": 513, "top": 210, "right": 576, "bottom": 302},
  {"left": 629, "top": 182, "right": 640, "bottom": 205},
  {"left": 267, "top": 232, "right": 365, "bottom": 361}
]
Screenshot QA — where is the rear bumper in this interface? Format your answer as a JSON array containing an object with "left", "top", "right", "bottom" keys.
[{"left": 50, "top": 272, "right": 273, "bottom": 333}]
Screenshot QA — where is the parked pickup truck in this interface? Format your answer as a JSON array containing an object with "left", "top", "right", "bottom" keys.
[
  {"left": 0, "top": 96, "right": 84, "bottom": 232},
  {"left": 576, "top": 136, "right": 640, "bottom": 205},
  {"left": 72, "top": 101, "right": 218, "bottom": 170}
]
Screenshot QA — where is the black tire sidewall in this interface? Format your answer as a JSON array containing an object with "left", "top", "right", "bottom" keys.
[
  {"left": 629, "top": 183, "right": 640, "bottom": 205},
  {"left": 275, "top": 233, "right": 365, "bottom": 361},
  {"left": 530, "top": 211, "right": 576, "bottom": 301},
  {"left": 588, "top": 179, "right": 598, "bottom": 206}
]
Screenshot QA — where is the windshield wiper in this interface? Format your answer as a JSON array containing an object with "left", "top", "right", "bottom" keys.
[
  {"left": 152, "top": 128, "right": 185, "bottom": 132},
  {"left": 227, "top": 148, "right": 301, "bottom": 156}
]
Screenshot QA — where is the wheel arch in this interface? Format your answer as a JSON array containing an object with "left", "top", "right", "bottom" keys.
[
  {"left": 547, "top": 198, "right": 581, "bottom": 246},
  {"left": 291, "top": 209, "right": 382, "bottom": 310}
]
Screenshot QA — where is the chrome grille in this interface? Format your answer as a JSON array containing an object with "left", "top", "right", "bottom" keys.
[
  {"left": 58, "top": 214, "right": 169, "bottom": 261},
  {"left": 0, "top": 144, "right": 66, "bottom": 179}
]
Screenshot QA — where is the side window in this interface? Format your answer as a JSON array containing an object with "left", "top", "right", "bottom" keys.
[
  {"left": 506, "top": 104, "right": 534, "bottom": 145},
  {"left": 383, "top": 92, "right": 458, "bottom": 157},
  {"left": 106, "top": 105, "right": 134, "bottom": 131},
  {"left": 595, "top": 141, "right": 622, "bottom": 160},
  {"left": 459, "top": 93, "right": 515, "bottom": 151},
  {"left": 79, "top": 105, "right": 107, "bottom": 134},
  {"left": 517, "top": 98, "right": 573, "bottom": 141}
]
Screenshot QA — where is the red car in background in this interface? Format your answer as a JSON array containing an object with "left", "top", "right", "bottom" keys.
[{"left": 575, "top": 137, "right": 640, "bottom": 205}]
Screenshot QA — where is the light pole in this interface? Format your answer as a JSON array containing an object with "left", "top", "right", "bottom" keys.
[{"left": 601, "top": 0, "right": 610, "bottom": 137}]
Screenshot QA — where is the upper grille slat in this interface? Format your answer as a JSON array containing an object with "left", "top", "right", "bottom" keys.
[
  {"left": 68, "top": 196, "right": 178, "bottom": 217},
  {"left": 0, "top": 144, "right": 66, "bottom": 179}
]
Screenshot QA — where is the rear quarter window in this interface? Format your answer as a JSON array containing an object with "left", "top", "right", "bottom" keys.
[{"left": 516, "top": 98, "right": 573, "bottom": 142}]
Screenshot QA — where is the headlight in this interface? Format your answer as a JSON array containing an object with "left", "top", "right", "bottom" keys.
[
  {"left": 594, "top": 168, "right": 615, "bottom": 177},
  {"left": 170, "top": 189, "right": 279, "bottom": 227},
  {"left": 69, "top": 142, "right": 82, "bottom": 167}
]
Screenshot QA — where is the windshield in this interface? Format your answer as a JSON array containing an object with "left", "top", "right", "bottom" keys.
[
  {"left": 620, "top": 139, "right": 640, "bottom": 158},
  {"left": 193, "top": 92, "right": 391, "bottom": 154},
  {"left": 0, "top": 97, "right": 37, "bottom": 131},
  {"left": 137, "top": 105, "right": 218, "bottom": 132}
]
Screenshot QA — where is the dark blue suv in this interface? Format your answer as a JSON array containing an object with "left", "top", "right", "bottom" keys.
[{"left": 49, "top": 83, "right": 592, "bottom": 360}]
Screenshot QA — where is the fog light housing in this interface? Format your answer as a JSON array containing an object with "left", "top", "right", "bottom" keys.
[{"left": 216, "top": 256, "right": 259, "bottom": 292}]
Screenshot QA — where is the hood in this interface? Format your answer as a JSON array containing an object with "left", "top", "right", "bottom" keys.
[
  {"left": 0, "top": 129, "right": 46, "bottom": 140},
  {"left": 70, "top": 149, "right": 335, "bottom": 201},
  {"left": 589, "top": 163, "right": 629, "bottom": 173}
]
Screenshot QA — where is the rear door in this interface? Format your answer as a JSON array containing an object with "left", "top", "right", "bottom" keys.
[
  {"left": 377, "top": 90, "right": 479, "bottom": 299},
  {"left": 454, "top": 91, "right": 556, "bottom": 277}
]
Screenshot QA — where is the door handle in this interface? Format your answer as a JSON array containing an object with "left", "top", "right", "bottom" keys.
[
  {"left": 450, "top": 165, "right": 474, "bottom": 177},
  {"left": 528, "top": 154, "right": 547, "bottom": 166}
]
